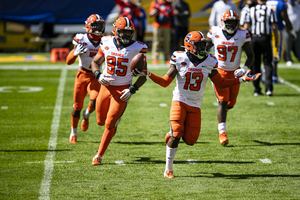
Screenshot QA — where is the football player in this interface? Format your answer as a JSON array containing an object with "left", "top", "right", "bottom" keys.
[
  {"left": 66, "top": 14, "right": 105, "bottom": 143},
  {"left": 133, "top": 31, "right": 259, "bottom": 178},
  {"left": 207, "top": 10, "right": 254, "bottom": 146},
  {"left": 90, "top": 16, "right": 148, "bottom": 165}
]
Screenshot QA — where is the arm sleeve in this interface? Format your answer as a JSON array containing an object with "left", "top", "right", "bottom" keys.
[
  {"left": 149, "top": 73, "right": 174, "bottom": 88},
  {"left": 66, "top": 50, "right": 77, "bottom": 65},
  {"left": 210, "top": 72, "right": 240, "bottom": 89}
]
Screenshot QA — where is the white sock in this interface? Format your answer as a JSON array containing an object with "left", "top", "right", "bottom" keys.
[
  {"left": 71, "top": 127, "right": 78, "bottom": 136},
  {"left": 218, "top": 122, "right": 226, "bottom": 134},
  {"left": 83, "top": 109, "right": 90, "bottom": 118},
  {"left": 165, "top": 145, "right": 178, "bottom": 172}
]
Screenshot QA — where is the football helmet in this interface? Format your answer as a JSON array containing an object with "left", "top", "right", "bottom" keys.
[
  {"left": 113, "top": 17, "right": 135, "bottom": 45},
  {"left": 85, "top": 14, "right": 105, "bottom": 36},
  {"left": 183, "top": 31, "right": 207, "bottom": 59},
  {"left": 221, "top": 10, "right": 239, "bottom": 34}
]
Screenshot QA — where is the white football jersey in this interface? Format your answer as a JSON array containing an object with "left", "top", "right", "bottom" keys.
[
  {"left": 207, "top": 26, "right": 251, "bottom": 71},
  {"left": 73, "top": 33, "right": 101, "bottom": 71},
  {"left": 170, "top": 51, "right": 218, "bottom": 108},
  {"left": 99, "top": 36, "right": 148, "bottom": 86}
]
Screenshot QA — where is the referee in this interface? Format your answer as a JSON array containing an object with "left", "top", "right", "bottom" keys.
[{"left": 243, "top": 0, "right": 279, "bottom": 96}]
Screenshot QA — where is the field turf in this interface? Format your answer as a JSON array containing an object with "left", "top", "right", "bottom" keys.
[{"left": 0, "top": 60, "right": 300, "bottom": 199}]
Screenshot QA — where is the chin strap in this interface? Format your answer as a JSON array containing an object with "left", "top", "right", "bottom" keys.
[{"left": 89, "top": 34, "right": 101, "bottom": 41}]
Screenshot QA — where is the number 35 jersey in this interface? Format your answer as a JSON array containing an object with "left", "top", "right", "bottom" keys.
[
  {"left": 170, "top": 51, "right": 218, "bottom": 108},
  {"left": 98, "top": 36, "right": 148, "bottom": 86},
  {"left": 207, "top": 26, "right": 251, "bottom": 71}
]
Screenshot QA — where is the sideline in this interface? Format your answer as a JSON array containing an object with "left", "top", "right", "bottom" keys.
[{"left": 38, "top": 67, "right": 67, "bottom": 200}]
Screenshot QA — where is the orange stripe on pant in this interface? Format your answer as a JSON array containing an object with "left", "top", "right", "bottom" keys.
[
  {"left": 212, "top": 68, "right": 240, "bottom": 107},
  {"left": 73, "top": 69, "right": 100, "bottom": 111},
  {"left": 170, "top": 101, "right": 201, "bottom": 146}
]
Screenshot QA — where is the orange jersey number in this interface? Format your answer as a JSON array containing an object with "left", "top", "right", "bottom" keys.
[
  {"left": 106, "top": 56, "right": 128, "bottom": 76},
  {"left": 184, "top": 72, "right": 203, "bottom": 91},
  {"left": 217, "top": 45, "right": 238, "bottom": 62}
]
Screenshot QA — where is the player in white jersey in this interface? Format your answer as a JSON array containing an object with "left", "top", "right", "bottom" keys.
[
  {"left": 207, "top": 10, "right": 254, "bottom": 146},
  {"left": 90, "top": 16, "right": 148, "bottom": 165},
  {"left": 66, "top": 14, "right": 105, "bottom": 143},
  {"left": 133, "top": 31, "right": 260, "bottom": 178}
]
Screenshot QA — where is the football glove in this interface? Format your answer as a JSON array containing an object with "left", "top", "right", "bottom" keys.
[
  {"left": 74, "top": 44, "right": 87, "bottom": 56},
  {"left": 132, "top": 68, "right": 151, "bottom": 77},
  {"left": 98, "top": 74, "right": 110, "bottom": 86},
  {"left": 120, "top": 85, "right": 138, "bottom": 102},
  {"left": 234, "top": 66, "right": 248, "bottom": 78},
  {"left": 239, "top": 70, "right": 261, "bottom": 82}
]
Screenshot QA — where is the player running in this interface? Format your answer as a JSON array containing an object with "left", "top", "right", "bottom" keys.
[
  {"left": 207, "top": 10, "right": 254, "bottom": 146},
  {"left": 133, "top": 31, "right": 259, "bottom": 178},
  {"left": 90, "top": 16, "right": 148, "bottom": 165},
  {"left": 66, "top": 14, "right": 105, "bottom": 143}
]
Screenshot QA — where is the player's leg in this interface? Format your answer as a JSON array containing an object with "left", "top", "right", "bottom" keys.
[
  {"left": 81, "top": 78, "right": 100, "bottom": 131},
  {"left": 69, "top": 71, "right": 87, "bottom": 143},
  {"left": 212, "top": 69, "right": 230, "bottom": 146},
  {"left": 181, "top": 105, "right": 201, "bottom": 146},
  {"left": 271, "top": 30, "right": 283, "bottom": 84},
  {"left": 262, "top": 37, "right": 274, "bottom": 96},
  {"left": 92, "top": 85, "right": 127, "bottom": 165},
  {"left": 251, "top": 38, "right": 263, "bottom": 96},
  {"left": 164, "top": 101, "right": 186, "bottom": 178},
  {"left": 163, "top": 27, "right": 171, "bottom": 64},
  {"left": 152, "top": 27, "right": 160, "bottom": 65}
]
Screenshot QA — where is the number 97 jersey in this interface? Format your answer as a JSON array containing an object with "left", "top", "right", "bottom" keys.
[{"left": 207, "top": 26, "right": 251, "bottom": 71}]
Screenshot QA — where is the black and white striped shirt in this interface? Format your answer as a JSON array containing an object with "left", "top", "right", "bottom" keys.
[{"left": 245, "top": 4, "right": 277, "bottom": 36}]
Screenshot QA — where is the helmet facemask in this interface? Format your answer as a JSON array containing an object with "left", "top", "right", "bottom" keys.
[
  {"left": 116, "top": 29, "right": 134, "bottom": 45},
  {"left": 189, "top": 40, "right": 207, "bottom": 59},
  {"left": 90, "top": 21, "right": 105, "bottom": 36},
  {"left": 223, "top": 20, "right": 238, "bottom": 34}
]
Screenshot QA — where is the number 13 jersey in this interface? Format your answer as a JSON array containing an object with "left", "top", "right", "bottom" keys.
[{"left": 170, "top": 51, "right": 218, "bottom": 108}]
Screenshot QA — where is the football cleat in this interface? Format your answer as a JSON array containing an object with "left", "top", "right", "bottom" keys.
[
  {"left": 81, "top": 111, "right": 89, "bottom": 131},
  {"left": 69, "top": 135, "right": 77, "bottom": 143},
  {"left": 164, "top": 170, "right": 175, "bottom": 178},
  {"left": 219, "top": 132, "right": 229, "bottom": 146},
  {"left": 91, "top": 155, "right": 102, "bottom": 166},
  {"left": 165, "top": 132, "right": 171, "bottom": 143},
  {"left": 152, "top": 59, "right": 159, "bottom": 65}
]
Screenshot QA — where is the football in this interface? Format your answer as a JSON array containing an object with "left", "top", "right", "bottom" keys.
[{"left": 130, "top": 53, "right": 145, "bottom": 71}]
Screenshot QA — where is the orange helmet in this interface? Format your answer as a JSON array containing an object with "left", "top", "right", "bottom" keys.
[
  {"left": 184, "top": 31, "right": 207, "bottom": 58},
  {"left": 113, "top": 17, "right": 135, "bottom": 45},
  {"left": 221, "top": 10, "right": 239, "bottom": 34},
  {"left": 85, "top": 14, "right": 105, "bottom": 36}
]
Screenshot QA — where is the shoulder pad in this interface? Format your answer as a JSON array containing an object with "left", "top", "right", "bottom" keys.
[{"left": 75, "top": 33, "right": 85, "bottom": 40}]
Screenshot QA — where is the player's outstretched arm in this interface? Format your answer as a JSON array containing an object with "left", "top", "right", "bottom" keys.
[
  {"left": 211, "top": 70, "right": 261, "bottom": 89},
  {"left": 132, "top": 64, "right": 177, "bottom": 88}
]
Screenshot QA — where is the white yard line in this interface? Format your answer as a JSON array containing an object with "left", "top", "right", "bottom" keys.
[
  {"left": 38, "top": 67, "right": 67, "bottom": 200},
  {"left": 280, "top": 78, "right": 300, "bottom": 93}
]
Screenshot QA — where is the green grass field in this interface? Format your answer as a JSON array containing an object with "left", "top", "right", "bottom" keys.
[{"left": 0, "top": 59, "right": 300, "bottom": 199}]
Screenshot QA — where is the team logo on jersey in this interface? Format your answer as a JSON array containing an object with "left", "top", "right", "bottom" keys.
[
  {"left": 83, "top": 42, "right": 87, "bottom": 46},
  {"left": 181, "top": 62, "right": 187, "bottom": 66},
  {"left": 215, "top": 35, "right": 219, "bottom": 38},
  {"left": 105, "top": 46, "right": 109, "bottom": 50}
]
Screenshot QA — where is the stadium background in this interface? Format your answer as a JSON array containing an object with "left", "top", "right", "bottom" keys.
[{"left": 0, "top": 0, "right": 245, "bottom": 52}]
